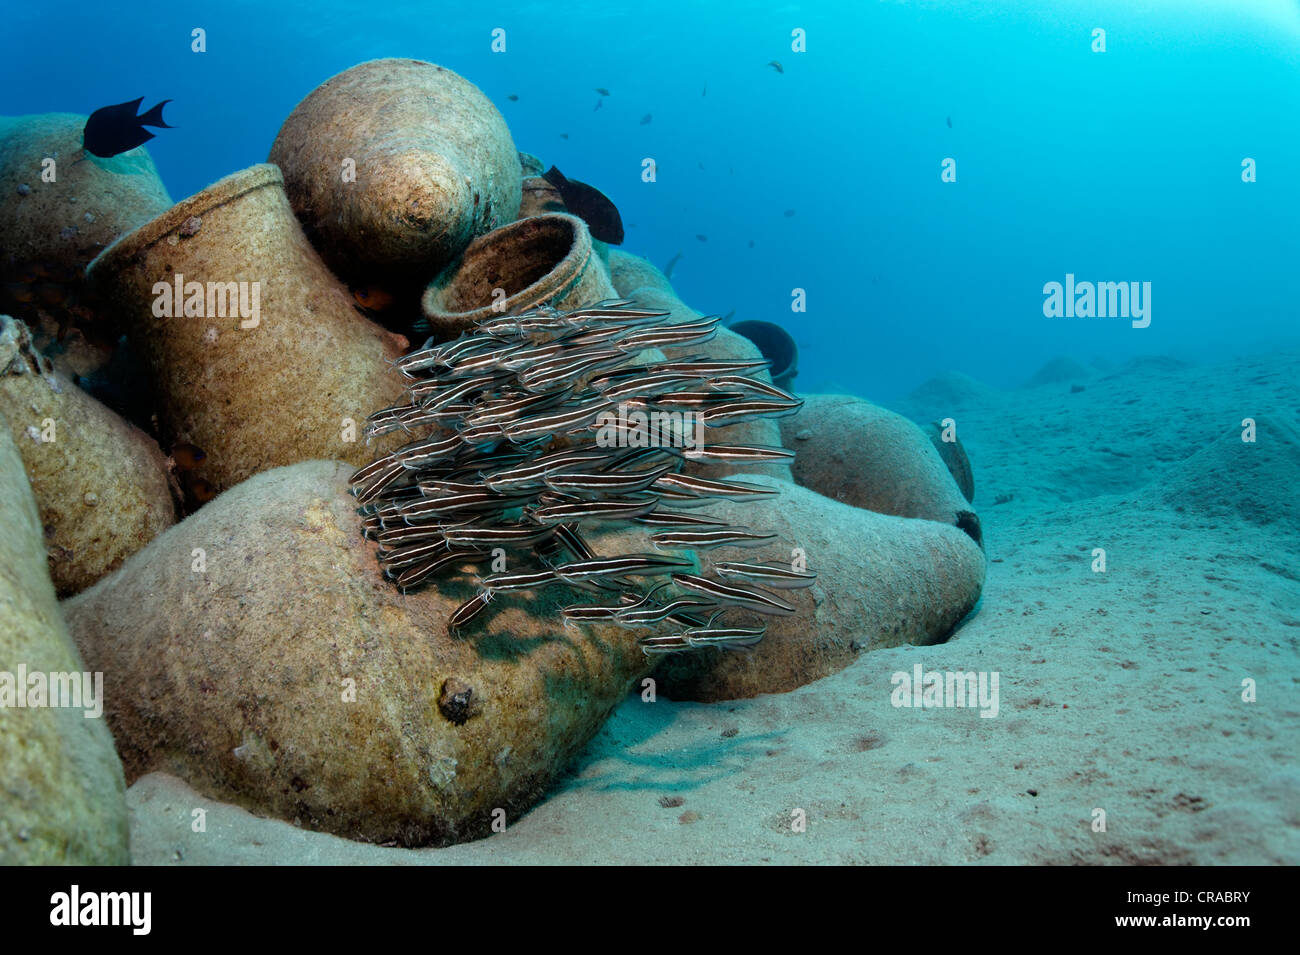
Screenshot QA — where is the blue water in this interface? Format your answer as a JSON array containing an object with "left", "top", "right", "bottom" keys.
[{"left": 4, "top": 0, "right": 1298, "bottom": 398}]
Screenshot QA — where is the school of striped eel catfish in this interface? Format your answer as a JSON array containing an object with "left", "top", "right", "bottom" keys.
[{"left": 349, "top": 298, "right": 817, "bottom": 654}]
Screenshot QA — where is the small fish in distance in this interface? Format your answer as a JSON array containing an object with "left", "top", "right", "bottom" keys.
[
  {"left": 541, "top": 166, "right": 624, "bottom": 244},
  {"left": 595, "top": 87, "right": 610, "bottom": 96},
  {"left": 663, "top": 251, "right": 683, "bottom": 279},
  {"left": 696, "top": 234, "right": 707, "bottom": 242},
  {"left": 767, "top": 60, "right": 784, "bottom": 73},
  {"left": 947, "top": 115, "right": 952, "bottom": 128},
  {"left": 83, "top": 97, "right": 173, "bottom": 158},
  {"left": 640, "top": 113, "right": 652, "bottom": 125},
  {"left": 508, "top": 94, "right": 519, "bottom": 101},
  {"left": 559, "top": 132, "right": 569, "bottom": 139},
  {"left": 594, "top": 98, "right": 603, "bottom": 112}
]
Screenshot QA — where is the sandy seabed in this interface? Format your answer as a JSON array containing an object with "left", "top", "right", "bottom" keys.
[{"left": 124, "top": 348, "right": 1300, "bottom": 865}]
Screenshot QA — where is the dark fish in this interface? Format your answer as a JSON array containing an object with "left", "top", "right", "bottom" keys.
[
  {"left": 594, "top": 99, "right": 603, "bottom": 112},
  {"left": 4, "top": 282, "right": 34, "bottom": 303},
  {"left": 351, "top": 285, "right": 394, "bottom": 312},
  {"left": 783, "top": 209, "right": 795, "bottom": 217},
  {"left": 185, "top": 476, "right": 217, "bottom": 505},
  {"left": 504, "top": 401, "right": 615, "bottom": 442},
  {"left": 442, "top": 524, "right": 558, "bottom": 547},
  {"left": 682, "top": 623, "right": 766, "bottom": 651},
  {"left": 663, "top": 251, "right": 683, "bottom": 280},
  {"left": 700, "top": 400, "right": 803, "bottom": 427},
  {"left": 170, "top": 442, "right": 206, "bottom": 470},
  {"left": 479, "top": 568, "right": 560, "bottom": 592},
  {"left": 508, "top": 94, "right": 519, "bottom": 102},
  {"left": 639, "top": 113, "right": 653, "bottom": 125},
  {"left": 555, "top": 524, "right": 597, "bottom": 561},
  {"left": 650, "top": 528, "right": 777, "bottom": 550},
  {"left": 595, "top": 87, "right": 610, "bottom": 96},
  {"left": 560, "top": 133, "right": 569, "bottom": 140},
  {"left": 651, "top": 473, "right": 779, "bottom": 501},
  {"left": 674, "top": 443, "right": 794, "bottom": 465},
  {"left": 748, "top": 240, "right": 755, "bottom": 248},
  {"left": 530, "top": 496, "right": 660, "bottom": 524},
  {"left": 946, "top": 116, "right": 952, "bottom": 128},
  {"left": 541, "top": 166, "right": 624, "bottom": 244},
  {"left": 672, "top": 573, "right": 796, "bottom": 615},
  {"left": 483, "top": 448, "right": 612, "bottom": 491},
  {"left": 374, "top": 524, "right": 450, "bottom": 546},
  {"left": 449, "top": 591, "right": 495, "bottom": 634},
  {"left": 562, "top": 601, "right": 635, "bottom": 624},
  {"left": 767, "top": 60, "right": 784, "bottom": 74},
  {"left": 83, "top": 97, "right": 172, "bottom": 158},
  {"left": 544, "top": 464, "right": 671, "bottom": 496},
  {"left": 655, "top": 359, "right": 772, "bottom": 376},
  {"left": 640, "top": 634, "right": 691, "bottom": 655},
  {"left": 696, "top": 234, "right": 707, "bottom": 242},
  {"left": 595, "top": 370, "right": 705, "bottom": 400},
  {"left": 634, "top": 510, "right": 729, "bottom": 529},
  {"left": 517, "top": 352, "right": 625, "bottom": 393},
  {"left": 615, "top": 597, "right": 716, "bottom": 628},
  {"left": 563, "top": 604, "right": 635, "bottom": 629},
  {"left": 378, "top": 539, "right": 455, "bottom": 570},
  {"left": 613, "top": 319, "right": 720, "bottom": 352},
  {"left": 702, "top": 84, "right": 707, "bottom": 97},
  {"left": 708, "top": 374, "right": 797, "bottom": 400},
  {"left": 554, "top": 554, "right": 692, "bottom": 584},
  {"left": 397, "top": 551, "right": 477, "bottom": 590},
  {"left": 714, "top": 560, "right": 817, "bottom": 589},
  {"left": 464, "top": 390, "right": 560, "bottom": 425},
  {"left": 566, "top": 298, "right": 660, "bottom": 317}
]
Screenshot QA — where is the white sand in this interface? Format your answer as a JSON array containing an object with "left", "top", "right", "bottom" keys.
[{"left": 126, "top": 350, "right": 1300, "bottom": 864}]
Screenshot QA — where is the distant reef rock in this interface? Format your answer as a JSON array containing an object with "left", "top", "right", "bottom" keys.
[
  {"left": 896, "top": 370, "right": 998, "bottom": 422},
  {"left": 1110, "top": 355, "right": 1193, "bottom": 377},
  {"left": 1023, "top": 356, "right": 1095, "bottom": 389},
  {"left": 1145, "top": 413, "right": 1300, "bottom": 528}
]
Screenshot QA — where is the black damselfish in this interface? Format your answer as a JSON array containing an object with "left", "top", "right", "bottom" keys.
[
  {"left": 541, "top": 166, "right": 624, "bottom": 244},
  {"left": 82, "top": 97, "right": 173, "bottom": 158}
]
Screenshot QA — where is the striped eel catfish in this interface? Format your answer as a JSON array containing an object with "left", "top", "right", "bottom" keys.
[{"left": 351, "top": 299, "right": 813, "bottom": 653}]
